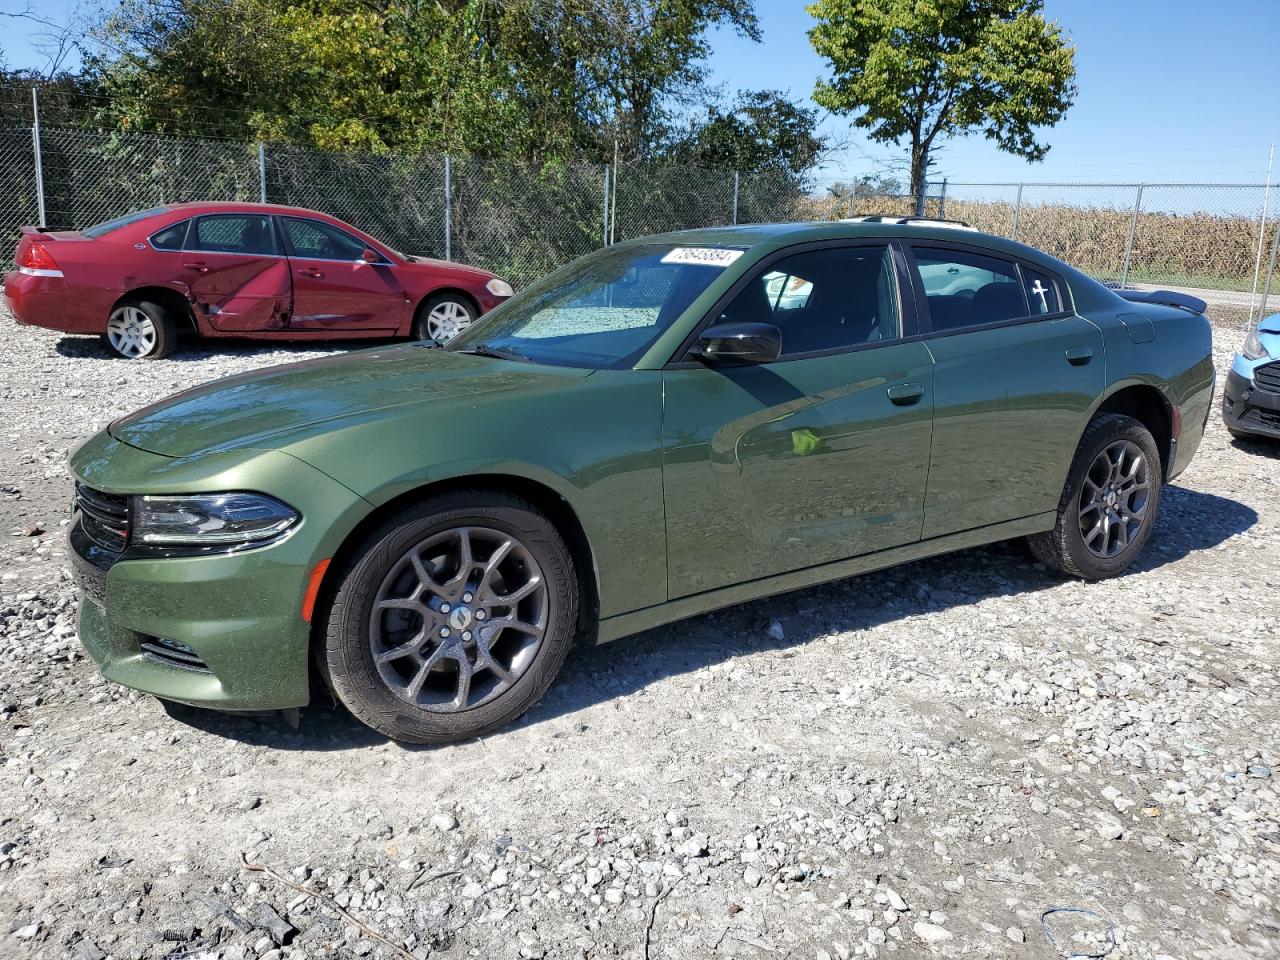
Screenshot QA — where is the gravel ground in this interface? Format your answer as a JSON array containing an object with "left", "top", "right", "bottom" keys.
[{"left": 1, "top": 312, "right": 1277, "bottom": 960}]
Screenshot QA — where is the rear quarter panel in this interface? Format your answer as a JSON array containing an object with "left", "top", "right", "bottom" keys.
[{"left": 1088, "top": 301, "right": 1214, "bottom": 478}]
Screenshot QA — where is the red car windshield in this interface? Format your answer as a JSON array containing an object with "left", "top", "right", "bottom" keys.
[{"left": 81, "top": 206, "right": 174, "bottom": 239}]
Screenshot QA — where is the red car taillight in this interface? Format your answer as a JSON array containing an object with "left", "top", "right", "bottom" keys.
[{"left": 17, "top": 239, "right": 62, "bottom": 275}]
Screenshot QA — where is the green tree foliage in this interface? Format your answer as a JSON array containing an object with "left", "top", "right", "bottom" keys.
[
  {"left": 669, "top": 90, "right": 828, "bottom": 180},
  {"left": 91, "top": 0, "right": 771, "bottom": 164},
  {"left": 807, "top": 0, "right": 1076, "bottom": 211}
]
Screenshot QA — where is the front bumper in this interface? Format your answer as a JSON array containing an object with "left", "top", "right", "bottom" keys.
[
  {"left": 1222, "top": 362, "right": 1280, "bottom": 439},
  {"left": 69, "top": 432, "right": 371, "bottom": 711}
]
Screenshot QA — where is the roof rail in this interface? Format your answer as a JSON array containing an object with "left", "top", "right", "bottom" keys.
[{"left": 841, "top": 215, "right": 977, "bottom": 231}]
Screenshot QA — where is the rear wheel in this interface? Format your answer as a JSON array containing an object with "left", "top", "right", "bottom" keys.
[
  {"left": 413, "top": 293, "right": 477, "bottom": 345},
  {"left": 319, "top": 492, "right": 578, "bottom": 743},
  {"left": 103, "top": 300, "right": 177, "bottom": 359},
  {"left": 1027, "top": 413, "right": 1162, "bottom": 580}
]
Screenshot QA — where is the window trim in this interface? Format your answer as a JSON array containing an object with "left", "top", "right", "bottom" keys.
[
  {"left": 187, "top": 213, "right": 281, "bottom": 257},
  {"left": 147, "top": 218, "right": 191, "bottom": 252},
  {"left": 664, "top": 238, "right": 919, "bottom": 369},
  {"left": 904, "top": 240, "right": 1072, "bottom": 339},
  {"left": 278, "top": 215, "right": 392, "bottom": 265}
]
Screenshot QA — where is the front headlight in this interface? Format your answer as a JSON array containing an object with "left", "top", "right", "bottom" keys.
[
  {"left": 132, "top": 493, "right": 298, "bottom": 547},
  {"left": 485, "top": 277, "right": 514, "bottom": 298},
  {"left": 1242, "top": 329, "right": 1269, "bottom": 361}
]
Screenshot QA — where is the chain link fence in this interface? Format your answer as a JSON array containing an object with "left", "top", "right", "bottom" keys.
[{"left": 2, "top": 117, "right": 1276, "bottom": 318}]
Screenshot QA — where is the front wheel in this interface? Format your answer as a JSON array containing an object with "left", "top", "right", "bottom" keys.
[
  {"left": 319, "top": 492, "right": 578, "bottom": 744},
  {"left": 1027, "top": 413, "right": 1162, "bottom": 580},
  {"left": 413, "top": 293, "right": 477, "bottom": 345},
  {"left": 103, "top": 300, "right": 177, "bottom": 359}
]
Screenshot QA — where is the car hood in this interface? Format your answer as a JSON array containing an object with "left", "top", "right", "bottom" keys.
[
  {"left": 1258, "top": 313, "right": 1280, "bottom": 335},
  {"left": 109, "top": 346, "right": 591, "bottom": 458}
]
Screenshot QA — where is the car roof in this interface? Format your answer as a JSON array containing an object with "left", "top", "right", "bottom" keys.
[
  {"left": 638, "top": 220, "right": 1090, "bottom": 278},
  {"left": 161, "top": 201, "right": 351, "bottom": 219}
]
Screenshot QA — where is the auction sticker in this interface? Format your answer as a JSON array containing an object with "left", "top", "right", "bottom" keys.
[{"left": 660, "top": 247, "right": 745, "bottom": 267}]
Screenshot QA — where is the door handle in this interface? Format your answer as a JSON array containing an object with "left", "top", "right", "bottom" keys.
[
  {"left": 887, "top": 383, "right": 925, "bottom": 406},
  {"left": 182, "top": 261, "right": 209, "bottom": 274},
  {"left": 299, "top": 269, "right": 324, "bottom": 279},
  {"left": 1065, "top": 346, "right": 1094, "bottom": 366}
]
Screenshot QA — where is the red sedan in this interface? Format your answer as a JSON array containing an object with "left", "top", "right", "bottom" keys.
[{"left": 3, "top": 202, "right": 513, "bottom": 359}]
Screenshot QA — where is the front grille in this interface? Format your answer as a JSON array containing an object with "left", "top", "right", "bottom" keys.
[
  {"left": 1243, "top": 407, "right": 1280, "bottom": 431},
  {"left": 74, "top": 483, "right": 129, "bottom": 553},
  {"left": 138, "top": 636, "right": 211, "bottom": 673},
  {"left": 1255, "top": 361, "right": 1280, "bottom": 394}
]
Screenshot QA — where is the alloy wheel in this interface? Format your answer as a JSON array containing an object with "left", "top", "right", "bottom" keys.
[
  {"left": 1077, "top": 439, "right": 1150, "bottom": 559},
  {"left": 425, "top": 300, "right": 473, "bottom": 343},
  {"left": 106, "top": 306, "right": 158, "bottom": 358},
  {"left": 368, "top": 525, "right": 549, "bottom": 712}
]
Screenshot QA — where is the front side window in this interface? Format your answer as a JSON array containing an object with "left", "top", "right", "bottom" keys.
[
  {"left": 448, "top": 243, "right": 741, "bottom": 368},
  {"left": 913, "top": 248, "right": 1027, "bottom": 331},
  {"left": 719, "top": 245, "right": 900, "bottom": 356},
  {"left": 283, "top": 217, "right": 374, "bottom": 261},
  {"left": 191, "top": 215, "right": 277, "bottom": 256}
]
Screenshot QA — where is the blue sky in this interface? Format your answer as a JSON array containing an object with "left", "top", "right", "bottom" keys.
[
  {"left": 4, "top": 0, "right": 1277, "bottom": 183},
  {"left": 706, "top": 0, "right": 1279, "bottom": 183}
]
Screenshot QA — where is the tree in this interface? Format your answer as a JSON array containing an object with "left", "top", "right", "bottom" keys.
[
  {"left": 668, "top": 90, "right": 828, "bottom": 178},
  {"left": 90, "top": 0, "right": 762, "bottom": 162},
  {"left": 807, "top": 0, "right": 1076, "bottom": 213}
]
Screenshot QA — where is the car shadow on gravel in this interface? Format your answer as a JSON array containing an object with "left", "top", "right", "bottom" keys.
[
  {"left": 52, "top": 334, "right": 399, "bottom": 362},
  {"left": 155, "top": 486, "right": 1256, "bottom": 751},
  {"left": 1229, "top": 436, "right": 1280, "bottom": 459}
]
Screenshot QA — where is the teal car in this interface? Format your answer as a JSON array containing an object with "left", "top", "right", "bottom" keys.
[
  {"left": 68, "top": 220, "right": 1215, "bottom": 744},
  {"left": 1222, "top": 312, "right": 1280, "bottom": 441}
]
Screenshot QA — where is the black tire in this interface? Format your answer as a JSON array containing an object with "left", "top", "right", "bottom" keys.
[
  {"left": 1027, "top": 413, "right": 1162, "bottom": 580},
  {"left": 318, "top": 492, "right": 578, "bottom": 744},
  {"left": 102, "top": 299, "right": 178, "bottom": 360},
  {"left": 412, "top": 292, "right": 478, "bottom": 345}
]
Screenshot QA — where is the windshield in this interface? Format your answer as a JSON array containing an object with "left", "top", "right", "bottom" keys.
[
  {"left": 81, "top": 206, "right": 173, "bottom": 239},
  {"left": 447, "top": 243, "right": 744, "bottom": 368}
]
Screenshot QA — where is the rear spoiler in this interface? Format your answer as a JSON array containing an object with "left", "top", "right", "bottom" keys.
[
  {"left": 1114, "top": 288, "right": 1208, "bottom": 315},
  {"left": 19, "top": 225, "right": 72, "bottom": 239}
]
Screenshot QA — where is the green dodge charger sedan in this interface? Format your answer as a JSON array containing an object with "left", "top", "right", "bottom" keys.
[{"left": 68, "top": 218, "right": 1215, "bottom": 743}]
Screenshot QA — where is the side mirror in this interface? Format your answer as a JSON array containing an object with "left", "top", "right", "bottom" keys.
[
  {"left": 360, "top": 248, "right": 383, "bottom": 263},
  {"left": 692, "top": 322, "right": 782, "bottom": 365}
]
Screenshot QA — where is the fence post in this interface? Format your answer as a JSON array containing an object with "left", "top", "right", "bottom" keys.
[
  {"left": 31, "top": 86, "right": 46, "bottom": 227},
  {"left": 609, "top": 140, "right": 619, "bottom": 245},
  {"left": 257, "top": 143, "right": 267, "bottom": 203},
  {"left": 1120, "top": 183, "right": 1144, "bottom": 288},
  {"left": 849, "top": 180, "right": 856, "bottom": 218},
  {"left": 732, "top": 171, "right": 740, "bottom": 225},
  {"left": 1259, "top": 216, "right": 1280, "bottom": 320},
  {"left": 1248, "top": 144, "right": 1274, "bottom": 323},
  {"left": 443, "top": 154, "right": 452, "bottom": 261},
  {"left": 602, "top": 164, "right": 610, "bottom": 246},
  {"left": 1011, "top": 183, "right": 1023, "bottom": 239},
  {"left": 938, "top": 178, "right": 948, "bottom": 219}
]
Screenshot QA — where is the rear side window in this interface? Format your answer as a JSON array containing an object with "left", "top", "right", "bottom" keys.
[
  {"left": 719, "top": 244, "right": 900, "bottom": 356},
  {"left": 81, "top": 206, "right": 172, "bottom": 239},
  {"left": 190, "top": 215, "right": 278, "bottom": 255},
  {"left": 1023, "top": 267, "right": 1063, "bottom": 315},
  {"left": 913, "top": 248, "right": 1027, "bottom": 332},
  {"left": 282, "top": 217, "right": 373, "bottom": 261},
  {"left": 149, "top": 220, "right": 189, "bottom": 251}
]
